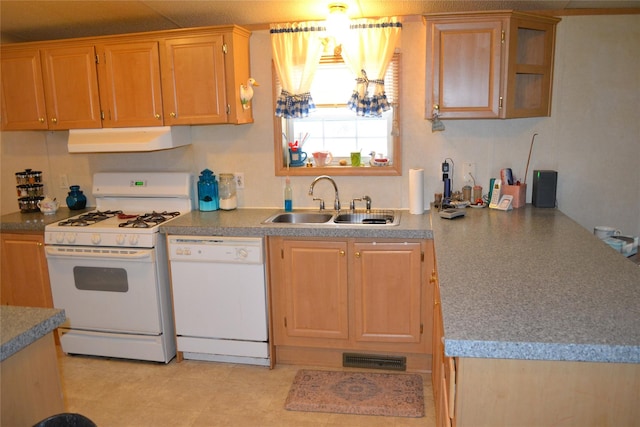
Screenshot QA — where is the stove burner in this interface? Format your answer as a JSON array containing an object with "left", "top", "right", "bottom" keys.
[
  {"left": 58, "top": 210, "right": 123, "bottom": 227},
  {"left": 118, "top": 211, "right": 181, "bottom": 228}
]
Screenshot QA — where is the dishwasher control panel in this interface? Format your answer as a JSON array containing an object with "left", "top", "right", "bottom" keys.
[{"left": 168, "top": 236, "right": 263, "bottom": 264}]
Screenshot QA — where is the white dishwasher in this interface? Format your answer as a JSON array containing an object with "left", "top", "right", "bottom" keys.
[{"left": 168, "top": 235, "right": 269, "bottom": 366}]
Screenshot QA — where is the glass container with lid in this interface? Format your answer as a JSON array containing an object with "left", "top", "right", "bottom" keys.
[
  {"left": 66, "top": 185, "right": 87, "bottom": 210},
  {"left": 197, "top": 169, "right": 219, "bottom": 211},
  {"left": 218, "top": 174, "right": 237, "bottom": 210}
]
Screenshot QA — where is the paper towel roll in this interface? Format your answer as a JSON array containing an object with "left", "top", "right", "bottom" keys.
[{"left": 409, "top": 168, "right": 425, "bottom": 214}]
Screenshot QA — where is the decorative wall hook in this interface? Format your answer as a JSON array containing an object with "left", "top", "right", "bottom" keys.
[{"left": 240, "top": 77, "right": 260, "bottom": 110}]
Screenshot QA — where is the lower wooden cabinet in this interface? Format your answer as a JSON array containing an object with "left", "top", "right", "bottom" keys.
[
  {"left": 0, "top": 232, "right": 53, "bottom": 308},
  {"left": 268, "top": 237, "right": 434, "bottom": 370}
]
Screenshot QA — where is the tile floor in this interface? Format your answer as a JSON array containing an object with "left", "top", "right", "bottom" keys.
[{"left": 57, "top": 348, "right": 436, "bottom": 427}]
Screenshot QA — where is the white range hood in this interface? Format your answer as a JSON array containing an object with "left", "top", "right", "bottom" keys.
[{"left": 67, "top": 126, "right": 190, "bottom": 153}]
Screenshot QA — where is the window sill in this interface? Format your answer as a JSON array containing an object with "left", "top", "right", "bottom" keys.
[{"left": 275, "top": 163, "right": 401, "bottom": 177}]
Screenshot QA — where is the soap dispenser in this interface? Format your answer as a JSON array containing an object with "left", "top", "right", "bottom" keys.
[{"left": 197, "top": 169, "right": 219, "bottom": 211}]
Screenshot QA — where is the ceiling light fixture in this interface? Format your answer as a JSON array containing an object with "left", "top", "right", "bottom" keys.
[{"left": 326, "top": 3, "right": 349, "bottom": 42}]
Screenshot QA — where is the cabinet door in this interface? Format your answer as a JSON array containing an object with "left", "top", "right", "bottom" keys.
[
  {"left": 97, "top": 41, "right": 163, "bottom": 127},
  {"left": 161, "top": 35, "right": 227, "bottom": 125},
  {"left": 0, "top": 233, "right": 53, "bottom": 308},
  {"left": 504, "top": 16, "right": 558, "bottom": 118},
  {"left": 0, "top": 48, "right": 49, "bottom": 130},
  {"left": 40, "top": 45, "right": 102, "bottom": 129},
  {"left": 352, "top": 242, "right": 422, "bottom": 343},
  {"left": 426, "top": 18, "right": 504, "bottom": 119},
  {"left": 281, "top": 239, "right": 349, "bottom": 341}
]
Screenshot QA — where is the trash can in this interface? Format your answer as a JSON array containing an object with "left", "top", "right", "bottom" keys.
[{"left": 33, "top": 413, "right": 96, "bottom": 427}]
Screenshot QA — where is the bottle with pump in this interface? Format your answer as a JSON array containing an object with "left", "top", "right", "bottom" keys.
[{"left": 284, "top": 177, "right": 293, "bottom": 212}]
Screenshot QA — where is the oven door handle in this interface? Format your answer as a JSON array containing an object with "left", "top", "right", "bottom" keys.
[{"left": 45, "top": 246, "right": 155, "bottom": 261}]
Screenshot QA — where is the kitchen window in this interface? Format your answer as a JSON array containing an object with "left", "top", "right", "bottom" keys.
[{"left": 273, "top": 53, "right": 401, "bottom": 176}]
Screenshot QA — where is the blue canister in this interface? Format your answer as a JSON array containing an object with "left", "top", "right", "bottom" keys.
[
  {"left": 197, "top": 169, "right": 219, "bottom": 211},
  {"left": 66, "top": 185, "right": 87, "bottom": 210}
]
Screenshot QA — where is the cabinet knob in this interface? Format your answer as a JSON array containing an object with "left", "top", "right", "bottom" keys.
[
  {"left": 155, "top": 114, "right": 161, "bottom": 120},
  {"left": 39, "top": 117, "right": 45, "bottom": 123},
  {"left": 51, "top": 117, "right": 57, "bottom": 124},
  {"left": 170, "top": 112, "right": 176, "bottom": 118},
  {"left": 340, "top": 250, "right": 346, "bottom": 256},
  {"left": 354, "top": 251, "right": 360, "bottom": 258}
]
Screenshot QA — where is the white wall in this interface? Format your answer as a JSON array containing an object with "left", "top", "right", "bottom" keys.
[{"left": 1, "top": 15, "right": 638, "bottom": 236}]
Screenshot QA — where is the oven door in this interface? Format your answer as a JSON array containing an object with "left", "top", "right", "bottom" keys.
[{"left": 45, "top": 245, "right": 162, "bottom": 334}]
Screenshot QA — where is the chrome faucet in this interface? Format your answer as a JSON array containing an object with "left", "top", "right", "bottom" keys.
[
  {"left": 308, "top": 175, "right": 340, "bottom": 211},
  {"left": 350, "top": 195, "right": 372, "bottom": 211}
]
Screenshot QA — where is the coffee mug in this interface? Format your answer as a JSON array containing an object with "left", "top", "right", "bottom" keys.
[
  {"left": 312, "top": 151, "right": 333, "bottom": 167},
  {"left": 594, "top": 226, "right": 621, "bottom": 239},
  {"left": 289, "top": 149, "right": 307, "bottom": 167}
]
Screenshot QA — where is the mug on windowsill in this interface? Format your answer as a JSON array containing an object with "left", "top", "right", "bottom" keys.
[{"left": 289, "top": 149, "right": 307, "bottom": 167}]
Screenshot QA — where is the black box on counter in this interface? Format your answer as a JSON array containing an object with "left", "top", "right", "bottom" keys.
[{"left": 532, "top": 170, "right": 557, "bottom": 208}]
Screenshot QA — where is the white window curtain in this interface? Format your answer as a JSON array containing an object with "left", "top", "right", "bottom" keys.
[
  {"left": 340, "top": 17, "right": 402, "bottom": 117},
  {"left": 270, "top": 22, "right": 326, "bottom": 118}
]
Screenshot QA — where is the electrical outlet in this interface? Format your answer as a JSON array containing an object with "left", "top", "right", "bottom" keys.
[
  {"left": 59, "top": 174, "right": 69, "bottom": 189},
  {"left": 234, "top": 172, "right": 244, "bottom": 189},
  {"left": 462, "top": 162, "right": 476, "bottom": 184}
]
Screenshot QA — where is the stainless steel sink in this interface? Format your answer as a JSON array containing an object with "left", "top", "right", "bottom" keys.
[
  {"left": 263, "top": 210, "right": 399, "bottom": 226},
  {"left": 264, "top": 212, "right": 334, "bottom": 224},
  {"left": 334, "top": 210, "right": 399, "bottom": 225}
]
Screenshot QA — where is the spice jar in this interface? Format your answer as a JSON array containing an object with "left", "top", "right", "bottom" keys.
[{"left": 218, "top": 174, "right": 237, "bottom": 210}]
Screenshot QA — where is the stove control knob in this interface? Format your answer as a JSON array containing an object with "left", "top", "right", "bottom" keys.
[
  {"left": 116, "top": 234, "right": 126, "bottom": 245},
  {"left": 55, "top": 233, "right": 65, "bottom": 243},
  {"left": 65, "top": 233, "right": 76, "bottom": 244},
  {"left": 91, "top": 234, "right": 101, "bottom": 245},
  {"left": 129, "top": 235, "right": 139, "bottom": 245}
]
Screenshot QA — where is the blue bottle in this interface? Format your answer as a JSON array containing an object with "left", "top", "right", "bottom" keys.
[
  {"left": 197, "top": 169, "right": 219, "bottom": 211},
  {"left": 66, "top": 185, "right": 87, "bottom": 210}
]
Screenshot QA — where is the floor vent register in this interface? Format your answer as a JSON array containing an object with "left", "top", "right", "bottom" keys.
[{"left": 342, "top": 353, "right": 407, "bottom": 371}]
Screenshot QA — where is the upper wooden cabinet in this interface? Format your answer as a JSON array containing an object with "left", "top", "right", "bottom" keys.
[
  {"left": 0, "top": 48, "right": 49, "bottom": 130},
  {"left": 41, "top": 45, "right": 102, "bottom": 129},
  {"left": 425, "top": 11, "right": 560, "bottom": 119},
  {"left": 161, "top": 28, "right": 253, "bottom": 125},
  {"left": 0, "top": 25, "right": 253, "bottom": 131},
  {"left": 96, "top": 41, "right": 163, "bottom": 127}
]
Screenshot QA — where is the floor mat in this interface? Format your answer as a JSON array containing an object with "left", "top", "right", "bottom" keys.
[{"left": 284, "top": 369, "right": 425, "bottom": 418}]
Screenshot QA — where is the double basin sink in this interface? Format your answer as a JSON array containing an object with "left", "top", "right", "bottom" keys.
[{"left": 263, "top": 209, "right": 399, "bottom": 226}]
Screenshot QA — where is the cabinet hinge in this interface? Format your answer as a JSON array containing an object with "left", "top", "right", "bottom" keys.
[
  {"left": 226, "top": 104, "right": 231, "bottom": 115},
  {"left": 420, "top": 323, "right": 424, "bottom": 334},
  {"left": 281, "top": 248, "right": 284, "bottom": 259},
  {"left": 499, "top": 97, "right": 503, "bottom": 109},
  {"left": 501, "top": 30, "right": 505, "bottom": 44},
  {"left": 284, "top": 317, "right": 287, "bottom": 328},
  {"left": 421, "top": 251, "right": 424, "bottom": 262},
  {"left": 95, "top": 54, "right": 99, "bottom": 64},
  {"left": 100, "top": 111, "right": 105, "bottom": 121},
  {"left": 222, "top": 43, "right": 228, "bottom": 54}
]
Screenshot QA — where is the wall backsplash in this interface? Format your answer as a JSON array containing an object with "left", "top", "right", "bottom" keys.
[{"left": 1, "top": 15, "right": 638, "bottom": 237}]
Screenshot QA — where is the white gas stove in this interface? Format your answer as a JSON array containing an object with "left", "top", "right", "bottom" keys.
[
  {"left": 44, "top": 172, "right": 193, "bottom": 363},
  {"left": 45, "top": 172, "right": 193, "bottom": 248}
]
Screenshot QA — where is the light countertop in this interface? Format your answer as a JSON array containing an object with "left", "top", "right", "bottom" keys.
[
  {"left": 3, "top": 205, "right": 637, "bottom": 364},
  {"left": 1, "top": 306, "right": 66, "bottom": 362},
  {"left": 430, "top": 205, "right": 640, "bottom": 363}
]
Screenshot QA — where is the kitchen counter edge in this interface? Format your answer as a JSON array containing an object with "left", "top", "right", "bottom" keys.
[{"left": 1, "top": 306, "right": 66, "bottom": 362}]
